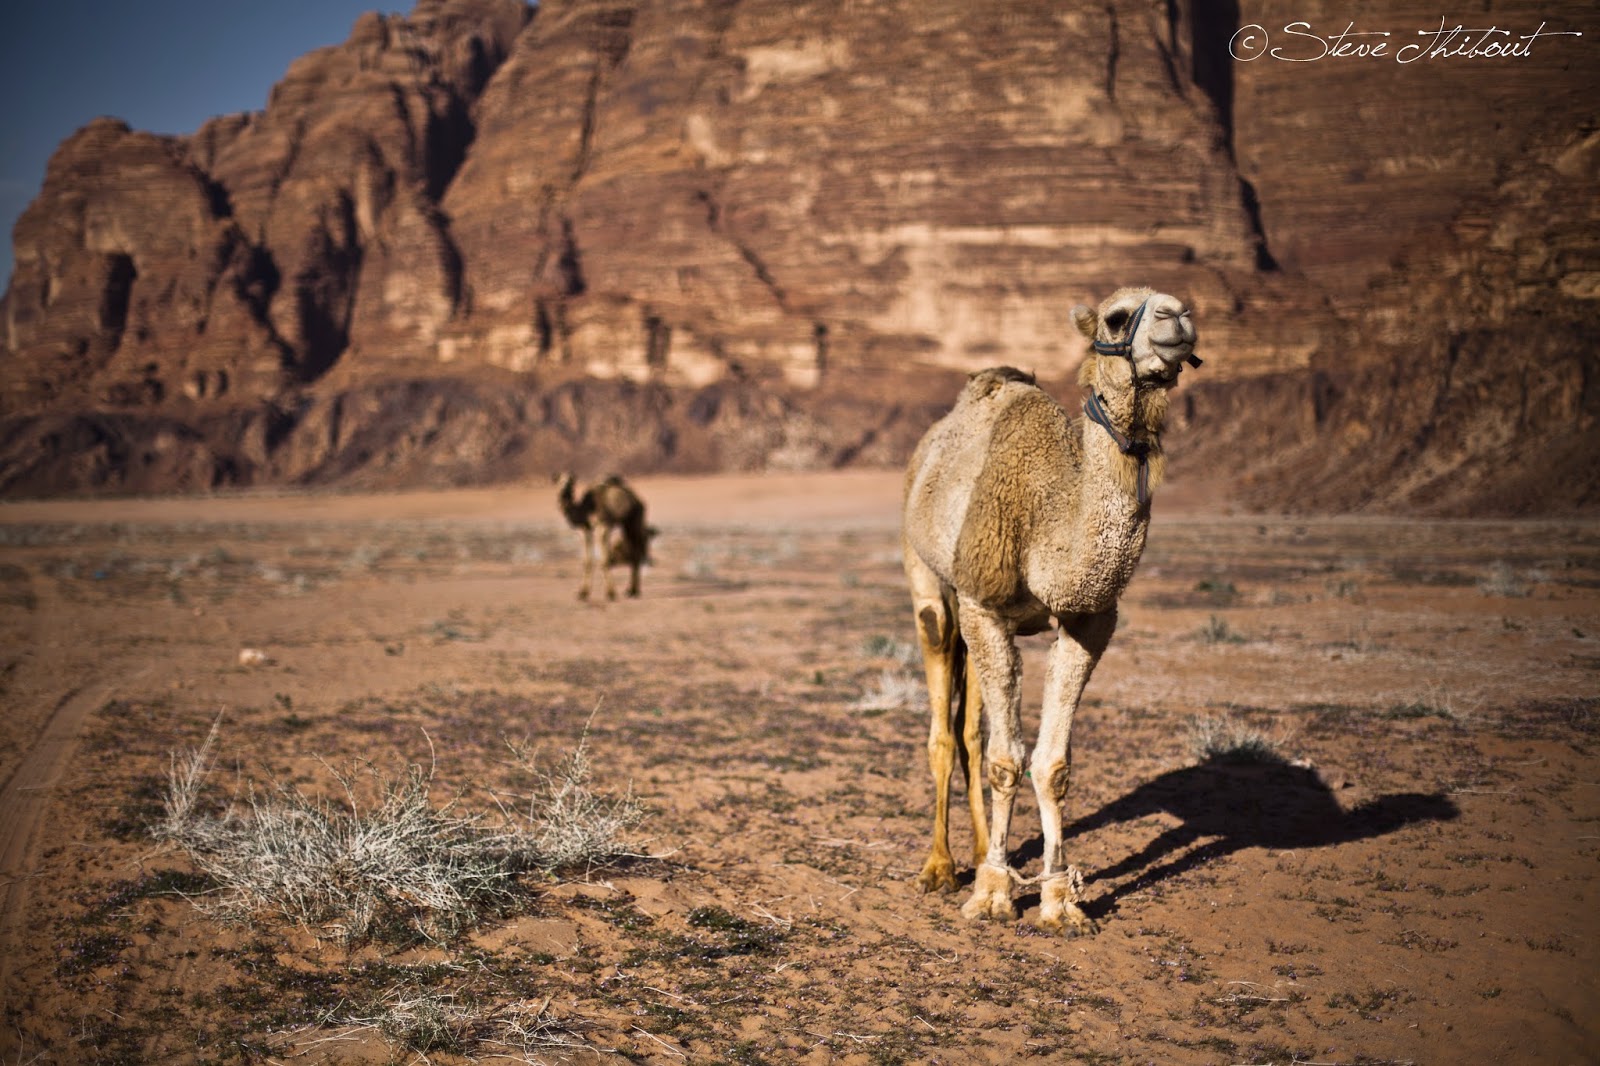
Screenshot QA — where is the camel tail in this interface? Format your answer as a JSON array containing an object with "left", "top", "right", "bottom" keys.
[{"left": 947, "top": 596, "right": 982, "bottom": 793}]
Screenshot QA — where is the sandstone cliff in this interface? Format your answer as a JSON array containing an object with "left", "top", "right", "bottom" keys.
[
  {"left": 1178, "top": 119, "right": 1600, "bottom": 515},
  {"left": 1, "top": 0, "right": 1595, "bottom": 512}
]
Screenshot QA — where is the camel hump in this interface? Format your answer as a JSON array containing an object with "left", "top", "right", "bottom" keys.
[
  {"left": 593, "top": 478, "right": 645, "bottom": 523},
  {"left": 962, "top": 366, "right": 1037, "bottom": 402}
]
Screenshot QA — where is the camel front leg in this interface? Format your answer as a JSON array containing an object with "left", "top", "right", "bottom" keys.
[
  {"left": 958, "top": 600, "right": 1023, "bottom": 923},
  {"left": 1031, "top": 609, "right": 1116, "bottom": 936},
  {"left": 577, "top": 527, "right": 596, "bottom": 600}
]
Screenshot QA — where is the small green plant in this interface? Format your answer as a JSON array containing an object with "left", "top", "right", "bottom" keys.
[
  {"left": 1384, "top": 681, "right": 1472, "bottom": 724},
  {"left": 1383, "top": 701, "right": 1448, "bottom": 720},
  {"left": 1194, "top": 578, "right": 1239, "bottom": 604},
  {"left": 860, "top": 633, "right": 919, "bottom": 665},
  {"left": 1194, "top": 614, "right": 1246, "bottom": 644},
  {"left": 1324, "top": 576, "right": 1362, "bottom": 600},
  {"left": 429, "top": 612, "right": 481, "bottom": 642}
]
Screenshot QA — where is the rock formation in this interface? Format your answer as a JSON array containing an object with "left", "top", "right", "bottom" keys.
[
  {"left": 1, "top": 0, "right": 1595, "bottom": 512},
  {"left": 1177, "top": 120, "right": 1600, "bottom": 515}
]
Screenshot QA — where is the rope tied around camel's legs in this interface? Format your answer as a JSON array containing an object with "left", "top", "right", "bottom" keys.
[{"left": 979, "top": 862, "right": 1086, "bottom": 897}]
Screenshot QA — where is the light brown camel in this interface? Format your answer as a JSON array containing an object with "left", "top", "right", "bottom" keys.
[
  {"left": 556, "top": 473, "right": 656, "bottom": 600},
  {"left": 901, "top": 286, "right": 1200, "bottom": 935}
]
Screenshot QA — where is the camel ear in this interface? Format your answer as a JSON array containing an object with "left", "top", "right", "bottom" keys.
[{"left": 1070, "top": 305, "right": 1098, "bottom": 339}]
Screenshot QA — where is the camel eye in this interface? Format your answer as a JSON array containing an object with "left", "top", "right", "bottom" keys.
[{"left": 1104, "top": 310, "right": 1129, "bottom": 332}]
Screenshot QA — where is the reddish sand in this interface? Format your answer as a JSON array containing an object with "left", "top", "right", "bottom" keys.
[{"left": 0, "top": 472, "right": 1595, "bottom": 1063}]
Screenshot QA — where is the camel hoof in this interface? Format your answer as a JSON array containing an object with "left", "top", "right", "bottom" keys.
[
  {"left": 959, "top": 863, "right": 1017, "bottom": 922},
  {"left": 1038, "top": 871, "right": 1098, "bottom": 936},
  {"left": 1035, "top": 909, "right": 1100, "bottom": 938},
  {"left": 577, "top": 590, "right": 590, "bottom": 602},
  {"left": 916, "top": 858, "right": 958, "bottom": 895}
]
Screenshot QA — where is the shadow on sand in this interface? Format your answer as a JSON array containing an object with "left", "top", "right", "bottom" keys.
[{"left": 1013, "top": 757, "right": 1460, "bottom": 922}]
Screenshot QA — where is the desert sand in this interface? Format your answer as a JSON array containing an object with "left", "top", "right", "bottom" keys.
[{"left": 0, "top": 471, "right": 1595, "bottom": 1063}]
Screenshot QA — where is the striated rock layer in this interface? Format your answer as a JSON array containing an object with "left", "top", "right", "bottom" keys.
[{"left": 1, "top": 0, "right": 1596, "bottom": 512}]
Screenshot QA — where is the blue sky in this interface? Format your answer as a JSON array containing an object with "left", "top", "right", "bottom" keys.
[{"left": 0, "top": 1, "right": 398, "bottom": 289}]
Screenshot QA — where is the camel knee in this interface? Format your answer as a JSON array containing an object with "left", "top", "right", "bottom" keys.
[
  {"left": 987, "top": 758, "right": 1021, "bottom": 797},
  {"left": 1034, "top": 758, "right": 1071, "bottom": 804},
  {"left": 917, "top": 605, "right": 952, "bottom": 652}
]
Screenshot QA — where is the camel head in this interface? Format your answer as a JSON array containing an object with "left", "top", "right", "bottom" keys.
[{"left": 1071, "top": 287, "right": 1199, "bottom": 389}]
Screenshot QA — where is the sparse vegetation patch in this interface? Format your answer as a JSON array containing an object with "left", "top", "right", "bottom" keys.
[
  {"left": 154, "top": 719, "right": 647, "bottom": 946},
  {"left": 1185, "top": 714, "right": 1286, "bottom": 764}
]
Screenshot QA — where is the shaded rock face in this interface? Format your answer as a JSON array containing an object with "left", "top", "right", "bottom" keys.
[
  {"left": 0, "top": 0, "right": 1596, "bottom": 513},
  {"left": 1176, "top": 123, "right": 1600, "bottom": 515}
]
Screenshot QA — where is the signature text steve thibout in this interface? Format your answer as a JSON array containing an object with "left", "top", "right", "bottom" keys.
[{"left": 1229, "top": 18, "right": 1584, "bottom": 63}]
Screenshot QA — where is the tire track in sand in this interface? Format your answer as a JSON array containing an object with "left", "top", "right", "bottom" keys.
[{"left": 0, "top": 679, "right": 122, "bottom": 991}]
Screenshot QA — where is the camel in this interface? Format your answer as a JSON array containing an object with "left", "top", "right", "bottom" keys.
[
  {"left": 901, "top": 286, "right": 1200, "bottom": 935},
  {"left": 556, "top": 473, "right": 656, "bottom": 600}
]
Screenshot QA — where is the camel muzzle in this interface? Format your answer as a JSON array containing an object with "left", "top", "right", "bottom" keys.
[{"left": 1091, "top": 298, "right": 1204, "bottom": 372}]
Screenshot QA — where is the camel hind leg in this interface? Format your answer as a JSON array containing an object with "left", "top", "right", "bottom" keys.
[
  {"left": 577, "top": 527, "right": 596, "bottom": 600},
  {"left": 955, "top": 647, "right": 988, "bottom": 867},
  {"left": 624, "top": 517, "right": 647, "bottom": 598},
  {"left": 907, "top": 553, "right": 962, "bottom": 893},
  {"left": 599, "top": 525, "right": 620, "bottom": 600}
]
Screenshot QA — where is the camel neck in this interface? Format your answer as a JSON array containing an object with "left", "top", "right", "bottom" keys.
[{"left": 1083, "top": 388, "right": 1159, "bottom": 505}]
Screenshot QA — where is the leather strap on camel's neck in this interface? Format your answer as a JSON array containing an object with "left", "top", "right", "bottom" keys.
[{"left": 1084, "top": 389, "right": 1152, "bottom": 506}]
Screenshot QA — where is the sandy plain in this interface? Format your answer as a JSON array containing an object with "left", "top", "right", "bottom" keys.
[{"left": 0, "top": 470, "right": 1596, "bottom": 1064}]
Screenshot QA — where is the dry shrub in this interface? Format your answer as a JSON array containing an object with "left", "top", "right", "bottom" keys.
[
  {"left": 1186, "top": 714, "right": 1285, "bottom": 765},
  {"left": 852, "top": 669, "right": 927, "bottom": 713},
  {"left": 155, "top": 719, "right": 647, "bottom": 945}
]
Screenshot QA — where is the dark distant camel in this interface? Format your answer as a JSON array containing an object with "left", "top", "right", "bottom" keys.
[{"left": 556, "top": 473, "right": 655, "bottom": 600}]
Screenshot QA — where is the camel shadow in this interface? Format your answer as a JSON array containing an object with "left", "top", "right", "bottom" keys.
[{"left": 1012, "top": 758, "right": 1460, "bottom": 921}]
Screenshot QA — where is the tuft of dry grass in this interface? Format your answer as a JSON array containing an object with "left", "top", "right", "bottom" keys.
[
  {"left": 852, "top": 669, "right": 926, "bottom": 714},
  {"left": 301, "top": 984, "right": 585, "bottom": 1061},
  {"left": 490, "top": 735, "right": 651, "bottom": 875},
  {"left": 1478, "top": 561, "right": 1532, "bottom": 598},
  {"left": 154, "top": 722, "right": 648, "bottom": 945},
  {"left": 859, "top": 633, "right": 920, "bottom": 666},
  {"left": 1185, "top": 714, "right": 1286, "bottom": 764}
]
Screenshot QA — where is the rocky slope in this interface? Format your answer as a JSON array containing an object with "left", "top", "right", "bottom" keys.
[
  {"left": 0, "top": 0, "right": 1595, "bottom": 512},
  {"left": 1179, "top": 120, "right": 1600, "bottom": 515}
]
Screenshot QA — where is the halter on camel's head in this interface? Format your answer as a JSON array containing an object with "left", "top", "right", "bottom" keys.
[
  {"left": 1079, "top": 291, "right": 1203, "bottom": 506},
  {"left": 1090, "top": 296, "right": 1204, "bottom": 375}
]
